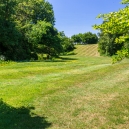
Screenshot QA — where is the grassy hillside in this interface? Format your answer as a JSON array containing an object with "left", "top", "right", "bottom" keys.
[
  {"left": 74, "top": 44, "right": 99, "bottom": 56},
  {"left": 0, "top": 53, "right": 129, "bottom": 128}
]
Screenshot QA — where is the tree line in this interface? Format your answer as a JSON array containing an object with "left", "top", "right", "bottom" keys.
[
  {"left": 0, "top": 0, "right": 75, "bottom": 61},
  {"left": 71, "top": 32, "right": 98, "bottom": 45}
]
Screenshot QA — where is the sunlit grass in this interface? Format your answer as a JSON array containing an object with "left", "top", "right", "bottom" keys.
[
  {"left": 74, "top": 44, "right": 99, "bottom": 56},
  {"left": 1, "top": 53, "right": 129, "bottom": 128}
]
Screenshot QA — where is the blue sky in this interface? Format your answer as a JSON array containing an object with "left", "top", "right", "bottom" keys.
[{"left": 47, "top": 0, "right": 125, "bottom": 37}]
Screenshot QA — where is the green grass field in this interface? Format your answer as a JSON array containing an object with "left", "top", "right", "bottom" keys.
[{"left": 1, "top": 45, "right": 129, "bottom": 129}]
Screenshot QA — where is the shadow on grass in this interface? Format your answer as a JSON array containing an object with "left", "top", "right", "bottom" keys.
[
  {"left": 44, "top": 56, "right": 78, "bottom": 62},
  {"left": 0, "top": 99, "right": 51, "bottom": 129},
  {"left": 58, "top": 56, "right": 77, "bottom": 60}
]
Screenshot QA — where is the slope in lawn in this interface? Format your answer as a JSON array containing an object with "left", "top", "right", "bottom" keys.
[{"left": 74, "top": 44, "right": 99, "bottom": 56}]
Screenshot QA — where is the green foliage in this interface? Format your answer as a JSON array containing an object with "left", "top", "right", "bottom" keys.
[
  {"left": 98, "top": 32, "right": 123, "bottom": 56},
  {"left": 0, "top": 0, "right": 16, "bottom": 20},
  {"left": 27, "top": 21, "right": 52, "bottom": 44},
  {"left": 15, "top": 0, "right": 57, "bottom": 59},
  {"left": 15, "top": 0, "right": 55, "bottom": 26},
  {"left": 112, "top": 48, "right": 129, "bottom": 63},
  {"left": 121, "top": 0, "right": 129, "bottom": 4},
  {"left": 0, "top": 0, "right": 69, "bottom": 61},
  {"left": 0, "top": 0, "right": 26, "bottom": 60},
  {"left": 71, "top": 34, "right": 82, "bottom": 44},
  {"left": 82, "top": 32, "right": 98, "bottom": 44},
  {"left": 93, "top": 0, "right": 129, "bottom": 62},
  {"left": 59, "top": 31, "right": 75, "bottom": 53},
  {"left": 71, "top": 32, "right": 98, "bottom": 44},
  {"left": 35, "top": 27, "right": 63, "bottom": 58}
]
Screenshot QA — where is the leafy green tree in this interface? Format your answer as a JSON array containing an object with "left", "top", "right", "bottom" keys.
[
  {"left": 71, "top": 34, "right": 82, "bottom": 44},
  {"left": 59, "top": 32, "right": 75, "bottom": 53},
  {"left": 14, "top": 0, "right": 55, "bottom": 56},
  {"left": 15, "top": 0, "right": 55, "bottom": 27},
  {"left": 98, "top": 32, "right": 123, "bottom": 56},
  {"left": 71, "top": 32, "right": 98, "bottom": 44},
  {"left": 82, "top": 32, "right": 98, "bottom": 44},
  {"left": 93, "top": 0, "right": 129, "bottom": 62},
  {"left": 27, "top": 21, "right": 63, "bottom": 58},
  {"left": 15, "top": 0, "right": 59, "bottom": 59},
  {"left": 0, "top": 0, "right": 70, "bottom": 60},
  {"left": 0, "top": 0, "right": 24, "bottom": 60}
]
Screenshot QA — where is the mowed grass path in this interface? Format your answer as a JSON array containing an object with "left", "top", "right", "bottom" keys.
[
  {"left": 1, "top": 50, "right": 129, "bottom": 128},
  {"left": 74, "top": 44, "right": 99, "bottom": 56}
]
